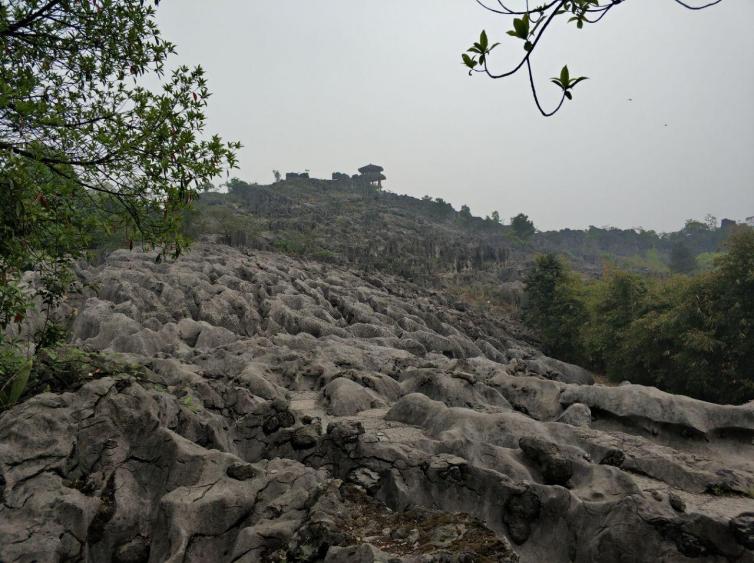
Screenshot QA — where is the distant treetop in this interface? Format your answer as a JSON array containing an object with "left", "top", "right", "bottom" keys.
[{"left": 511, "top": 213, "right": 536, "bottom": 239}]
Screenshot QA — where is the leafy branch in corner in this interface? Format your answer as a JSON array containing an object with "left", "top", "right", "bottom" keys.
[
  {"left": 1, "top": 0, "right": 239, "bottom": 404},
  {"left": 462, "top": 0, "right": 724, "bottom": 116}
]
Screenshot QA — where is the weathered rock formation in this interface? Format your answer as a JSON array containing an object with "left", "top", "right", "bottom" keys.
[{"left": 1, "top": 243, "right": 752, "bottom": 562}]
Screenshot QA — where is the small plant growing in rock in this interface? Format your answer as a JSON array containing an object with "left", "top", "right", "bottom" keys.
[
  {"left": 0, "top": 347, "right": 33, "bottom": 409},
  {"left": 181, "top": 394, "right": 201, "bottom": 414}
]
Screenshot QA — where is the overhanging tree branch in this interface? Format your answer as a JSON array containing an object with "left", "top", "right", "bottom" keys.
[
  {"left": 1, "top": 0, "right": 238, "bottom": 341},
  {"left": 463, "top": 0, "right": 725, "bottom": 116},
  {"left": 1, "top": 0, "right": 63, "bottom": 36}
]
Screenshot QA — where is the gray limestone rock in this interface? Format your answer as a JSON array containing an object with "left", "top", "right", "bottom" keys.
[
  {"left": 556, "top": 402, "right": 592, "bottom": 427},
  {"left": 730, "top": 512, "right": 754, "bottom": 550},
  {"left": 519, "top": 436, "right": 574, "bottom": 486},
  {"left": 560, "top": 383, "right": 754, "bottom": 437},
  {"left": 669, "top": 492, "right": 686, "bottom": 513},
  {"left": 324, "top": 377, "right": 386, "bottom": 416},
  {"left": 2, "top": 243, "right": 753, "bottom": 563}
]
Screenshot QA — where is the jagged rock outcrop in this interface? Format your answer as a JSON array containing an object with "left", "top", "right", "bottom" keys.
[{"left": 1, "top": 243, "right": 753, "bottom": 562}]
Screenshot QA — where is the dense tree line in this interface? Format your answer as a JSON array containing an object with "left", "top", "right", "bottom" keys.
[
  {"left": 535, "top": 218, "right": 738, "bottom": 274},
  {"left": 522, "top": 227, "right": 754, "bottom": 404}
]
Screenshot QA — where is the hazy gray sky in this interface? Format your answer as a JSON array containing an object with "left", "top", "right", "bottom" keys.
[{"left": 156, "top": 1, "right": 754, "bottom": 232}]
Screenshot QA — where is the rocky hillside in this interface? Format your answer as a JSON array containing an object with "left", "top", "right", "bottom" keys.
[
  {"left": 185, "top": 179, "right": 527, "bottom": 295},
  {"left": 180, "top": 178, "right": 741, "bottom": 288},
  {"left": 1, "top": 243, "right": 753, "bottom": 562}
]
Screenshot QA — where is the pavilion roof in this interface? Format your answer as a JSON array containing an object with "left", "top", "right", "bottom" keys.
[{"left": 358, "top": 164, "right": 384, "bottom": 173}]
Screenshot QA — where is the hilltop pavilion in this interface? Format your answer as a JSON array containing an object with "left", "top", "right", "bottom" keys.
[{"left": 357, "top": 164, "right": 386, "bottom": 189}]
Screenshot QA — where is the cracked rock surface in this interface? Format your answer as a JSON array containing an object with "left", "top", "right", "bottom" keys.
[{"left": 1, "top": 243, "right": 753, "bottom": 562}]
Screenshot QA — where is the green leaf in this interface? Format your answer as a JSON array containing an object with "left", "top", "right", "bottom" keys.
[
  {"left": 462, "top": 54, "right": 478, "bottom": 69},
  {"left": 512, "top": 15, "right": 530, "bottom": 40},
  {"left": 560, "top": 66, "right": 570, "bottom": 87},
  {"left": 569, "top": 76, "right": 589, "bottom": 88}
]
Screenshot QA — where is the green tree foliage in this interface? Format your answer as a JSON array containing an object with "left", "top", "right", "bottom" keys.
[
  {"left": 429, "top": 197, "right": 455, "bottom": 219},
  {"left": 491, "top": 210, "right": 501, "bottom": 224},
  {"left": 183, "top": 203, "right": 259, "bottom": 248},
  {"left": 522, "top": 254, "right": 586, "bottom": 363},
  {"left": 683, "top": 218, "right": 710, "bottom": 235},
  {"left": 0, "top": 161, "right": 91, "bottom": 329},
  {"left": 1, "top": 0, "right": 238, "bottom": 404},
  {"left": 226, "top": 177, "right": 254, "bottom": 195},
  {"left": 670, "top": 241, "right": 696, "bottom": 274},
  {"left": 581, "top": 269, "right": 647, "bottom": 374},
  {"left": 198, "top": 180, "right": 216, "bottom": 193},
  {"left": 536, "top": 218, "right": 731, "bottom": 273},
  {"left": 460, "top": 204, "right": 472, "bottom": 219},
  {"left": 612, "top": 257, "right": 754, "bottom": 404},
  {"left": 511, "top": 213, "right": 535, "bottom": 239},
  {"left": 522, "top": 228, "right": 754, "bottom": 404},
  {"left": 702, "top": 227, "right": 754, "bottom": 397},
  {"left": 463, "top": 1, "right": 723, "bottom": 116}
]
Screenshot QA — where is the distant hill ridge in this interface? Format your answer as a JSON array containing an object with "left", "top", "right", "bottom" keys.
[{"left": 183, "top": 175, "right": 744, "bottom": 292}]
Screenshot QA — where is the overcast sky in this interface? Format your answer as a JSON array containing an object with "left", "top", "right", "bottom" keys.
[{"left": 156, "top": 1, "right": 754, "bottom": 232}]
